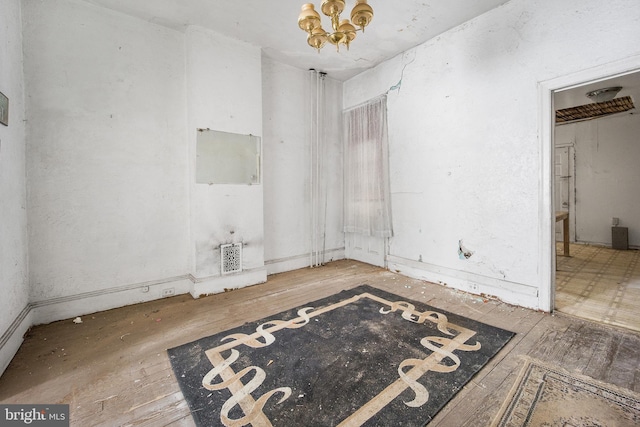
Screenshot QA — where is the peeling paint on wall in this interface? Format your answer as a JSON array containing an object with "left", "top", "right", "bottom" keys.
[{"left": 458, "top": 240, "right": 474, "bottom": 260}]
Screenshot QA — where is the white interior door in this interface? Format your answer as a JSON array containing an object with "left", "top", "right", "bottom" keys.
[
  {"left": 554, "top": 146, "right": 571, "bottom": 241},
  {"left": 345, "top": 233, "right": 386, "bottom": 267}
]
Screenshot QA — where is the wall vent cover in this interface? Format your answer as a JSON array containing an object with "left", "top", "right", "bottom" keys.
[{"left": 220, "top": 243, "right": 242, "bottom": 274}]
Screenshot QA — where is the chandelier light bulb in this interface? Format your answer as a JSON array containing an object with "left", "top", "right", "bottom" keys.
[
  {"left": 298, "top": 3, "right": 322, "bottom": 33},
  {"left": 321, "top": 0, "right": 346, "bottom": 20},
  {"left": 338, "top": 20, "right": 357, "bottom": 50},
  {"left": 308, "top": 27, "right": 329, "bottom": 51},
  {"left": 351, "top": 0, "right": 373, "bottom": 32}
]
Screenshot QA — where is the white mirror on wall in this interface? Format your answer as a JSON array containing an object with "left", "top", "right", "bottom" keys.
[{"left": 196, "top": 129, "right": 261, "bottom": 185}]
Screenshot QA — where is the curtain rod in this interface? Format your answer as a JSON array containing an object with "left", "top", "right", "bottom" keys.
[{"left": 343, "top": 93, "right": 387, "bottom": 113}]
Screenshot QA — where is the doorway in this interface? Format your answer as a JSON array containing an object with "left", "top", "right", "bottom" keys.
[
  {"left": 538, "top": 57, "right": 640, "bottom": 313},
  {"left": 548, "top": 69, "right": 640, "bottom": 332}
]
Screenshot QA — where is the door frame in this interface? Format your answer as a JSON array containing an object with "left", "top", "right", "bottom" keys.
[{"left": 538, "top": 55, "right": 640, "bottom": 312}]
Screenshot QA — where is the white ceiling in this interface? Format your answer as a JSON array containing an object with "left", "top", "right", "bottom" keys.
[
  {"left": 83, "top": 0, "right": 509, "bottom": 81},
  {"left": 77, "top": 0, "right": 640, "bottom": 106}
]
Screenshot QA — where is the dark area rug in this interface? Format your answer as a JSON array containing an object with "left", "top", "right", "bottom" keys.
[
  {"left": 168, "top": 285, "right": 514, "bottom": 426},
  {"left": 492, "top": 357, "right": 640, "bottom": 427}
]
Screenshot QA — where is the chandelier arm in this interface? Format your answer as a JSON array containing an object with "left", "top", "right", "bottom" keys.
[{"left": 330, "top": 13, "right": 340, "bottom": 31}]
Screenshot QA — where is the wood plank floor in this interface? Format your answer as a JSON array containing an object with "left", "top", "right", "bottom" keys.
[{"left": 1, "top": 260, "right": 639, "bottom": 426}]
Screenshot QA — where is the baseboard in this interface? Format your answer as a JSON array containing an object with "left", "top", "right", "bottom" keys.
[
  {"left": 0, "top": 270, "right": 272, "bottom": 377},
  {"left": 189, "top": 267, "right": 267, "bottom": 298},
  {"left": 387, "top": 255, "right": 540, "bottom": 310},
  {"left": 265, "top": 248, "right": 345, "bottom": 275},
  {"left": 30, "top": 275, "right": 193, "bottom": 326},
  {"left": 0, "top": 257, "right": 333, "bottom": 378},
  {"left": 0, "top": 305, "right": 34, "bottom": 377}
]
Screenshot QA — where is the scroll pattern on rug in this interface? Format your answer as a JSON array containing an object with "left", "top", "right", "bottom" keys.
[
  {"left": 168, "top": 285, "right": 514, "bottom": 427},
  {"left": 201, "top": 292, "right": 482, "bottom": 427}
]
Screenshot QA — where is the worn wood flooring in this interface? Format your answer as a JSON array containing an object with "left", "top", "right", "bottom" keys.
[{"left": 1, "top": 260, "right": 639, "bottom": 426}]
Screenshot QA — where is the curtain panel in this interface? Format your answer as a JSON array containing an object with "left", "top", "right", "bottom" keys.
[{"left": 343, "top": 95, "right": 393, "bottom": 238}]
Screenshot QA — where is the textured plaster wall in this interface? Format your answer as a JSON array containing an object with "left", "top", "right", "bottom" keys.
[
  {"left": 185, "top": 26, "right": 264, "bottom": 279},
  {"left": 344, "top": 0, "right": 640, "bottom": 308},
  {"left": 556, "top": 113, "right": 640, "bottom": 247},
  {"left": 262, "top": 57, "right": 344, "bottom": 270},
  {"left": 22, "top": 0, "right": 190, "bottom": 301},
  {"left": 0, "top": 0, "right": 29, "bottom": 369}
]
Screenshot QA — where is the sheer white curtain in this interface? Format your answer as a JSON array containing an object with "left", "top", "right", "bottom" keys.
[{"left": 343, "top": 95, "right": 393, "bottom": 238}]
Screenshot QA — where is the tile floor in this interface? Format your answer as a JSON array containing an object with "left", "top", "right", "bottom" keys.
[{"left": 556, "top": 243, "right": 640, "bottom": 332}]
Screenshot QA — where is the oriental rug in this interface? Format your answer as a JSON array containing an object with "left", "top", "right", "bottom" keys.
[
  {"left": 168, "top": 285, "right": 514, "bottom": 426},
  {"left": 492, "top": 357, "right": 640, "bottom": 427}
]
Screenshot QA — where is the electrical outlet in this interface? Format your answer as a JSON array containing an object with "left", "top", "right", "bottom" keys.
[
  {"left": 141, "top": 286, "right": 149, "bottom": 293},
  {"left": 162, "top": 288, "right": 175, "bottom": 297},
  {"left": 612, "top": 217, "right": 620, "bottom": 226},
  {"left": 469, "top": 283, "right": 479, "bottom": 293}
]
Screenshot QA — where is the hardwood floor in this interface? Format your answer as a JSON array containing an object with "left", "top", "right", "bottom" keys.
[{"left": 1, "top": 260, "right": 639, "bottom": 426}]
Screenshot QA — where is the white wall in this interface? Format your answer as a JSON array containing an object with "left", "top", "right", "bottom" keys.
[
  {"left": 22, "top": 0, "right": 190, "bottom": 306},
  {"left": 3, "top": 0, "right": 340, "bottom": 376},
  {"left": 185, "top": 26, "right": 267, "bottom": 295},
  {"left": 15, "top": 0, "right": 332, "bottom": 322},
  {"left": 556, "top": 113, "right": 640, "bottom": 247},
  {"left": 0, "top": 0, "right": 30, "bottom": 375},
  {"left": 262, "top": 58, "right": 344, "bottom": 273},
  {"left": 344, "top": 0, "right": 640, "bottom": 309}
]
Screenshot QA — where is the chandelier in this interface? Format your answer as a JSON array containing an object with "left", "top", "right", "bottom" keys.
[{"left": 298, "top": 1, "right": 374, "bottom": 52}]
